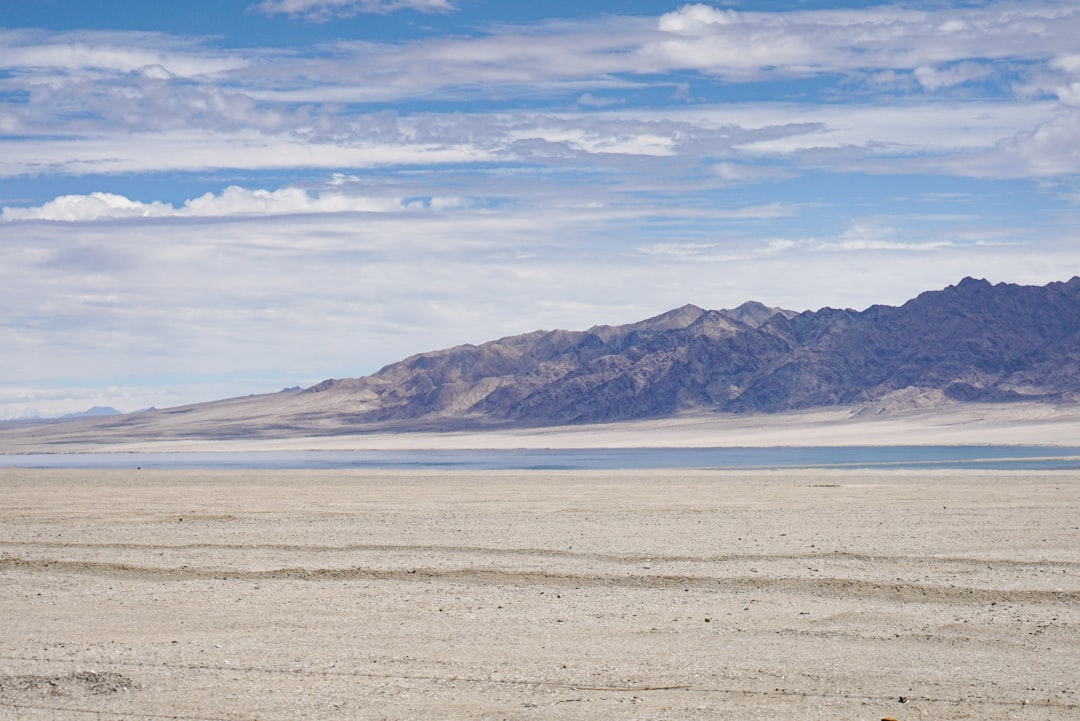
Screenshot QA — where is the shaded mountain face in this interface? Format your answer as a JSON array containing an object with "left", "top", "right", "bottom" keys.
[{"left": 303, "top": 277, "right": 1080, "bottom": 426}]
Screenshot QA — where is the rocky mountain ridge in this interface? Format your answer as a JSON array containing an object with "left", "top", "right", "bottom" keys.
[
  {"left": 300, "top": 277, "right": 1080, "bottom": 427},
  {"left": 6, "top": 278, "right": 1077, "bottom": 448}
]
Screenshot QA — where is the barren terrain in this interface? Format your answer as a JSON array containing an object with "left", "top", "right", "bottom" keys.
[
  {"left": 3, "top": 399, "right": 1080, "bottom": 453},
  {"left": 1, "top": 468, "right": 1078, "bottom": 720}
]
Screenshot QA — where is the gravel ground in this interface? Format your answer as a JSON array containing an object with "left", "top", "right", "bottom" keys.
[{"left": 1, "top": 468, "right": 1078, "bottom": 720}]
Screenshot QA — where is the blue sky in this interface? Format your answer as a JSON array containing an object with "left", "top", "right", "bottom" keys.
[{"left": 3, "top": 0, "right": 1080, "bottom": 418}]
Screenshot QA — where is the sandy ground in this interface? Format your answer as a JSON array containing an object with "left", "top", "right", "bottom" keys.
[
  {"left": 4, "top": 400, "right": 1080, "bottom": 453},
  {"left": 1, "top": 468, "right": 1078, "bottom": 721}
]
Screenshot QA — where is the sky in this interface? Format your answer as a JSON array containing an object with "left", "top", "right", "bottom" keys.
[{"left": 3, "top": 0, "right": 1080, "bottom": 418}]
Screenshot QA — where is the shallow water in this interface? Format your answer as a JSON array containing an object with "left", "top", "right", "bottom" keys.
[{"left": 4, "top": 446, "right": 1080, "bottom": 470}]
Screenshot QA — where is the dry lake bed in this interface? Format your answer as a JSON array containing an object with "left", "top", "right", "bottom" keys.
[{"left": 1, "top": 468, "right": 1078, "bottom": 720}]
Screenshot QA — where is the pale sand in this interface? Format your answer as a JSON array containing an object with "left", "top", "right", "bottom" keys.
[
  {"left": 4, "top": 400, "right": 1080, "bottom": 453},
  {"left": 1, "top": 468, "right": 1078, "bottom": 720}
]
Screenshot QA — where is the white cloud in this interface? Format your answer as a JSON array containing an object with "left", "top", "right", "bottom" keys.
[
  {"left": 0, "top": 131, "right": 495, "bottom": 178},
  {"left": 2, "top": 4, "right": 1080, "bottom": 182},
  {"left": 1054, "top": 82, "right": 1080, "bottom": 107},
  {"left": 711, "top": 101, "right": 1054, "bottom": 156},
  {"left": 657, "top": 5, "right": 741, "bottom": 34},
  {"left": 914, "top": 62, "right": 992, "bottom": 91},
  {"left": 3, "top": 181, "right": 1077, "bottom": 419},
  {"left": 711, "top": 162, "right": 792, "bottom": 184},
  {"left": 1004, "top": 110, "right": 1080, "bottom": 176},
  {"left": 9, "top": 1, "right": 1074, "bottom": 138},
  {"left": 0, "top": 185, "right": 433, "bottom": 222},
  {"left": 0, "top": 31, "right": 246, "bottom": 77},
  {"left": 0, "top": 103, "right": 1071, "bottom": 226},
  {"left": 5, "top": 3, "right": 1080, "bottom": 121},
  {"left": 182, "top": 185, "right": 404, "bottom": 216},
  {"left": 576, "top": 93, "right": 621, "bottom": 108},
  {"left": 648, "top": 2, "right": 1080, "bottom": 81},
  {"left": 426, "top": 195, "right": 467, "bottom": 211},
  {"left": 0, "top": 192, "right": 171, "bottom": 222},
  {"left": 0, "top": 95, "right": 1063, "bottom": 183},
  {"left": 505, "top": 125, "right": 677, "bottom": 156},
  {"left": 6, "top": 2, "right": 1080, "bottom": 419},
  {"left": 252, "top": 0, "right": 454, "bottom": 21}
]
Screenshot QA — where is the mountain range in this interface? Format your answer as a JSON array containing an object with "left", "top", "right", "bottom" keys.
[
  {"left": 5, "top": 277, "right": 1079, "bottom": 445},
  {"left": 289, "top": 276, "right": 1080, "bottom": 428}
]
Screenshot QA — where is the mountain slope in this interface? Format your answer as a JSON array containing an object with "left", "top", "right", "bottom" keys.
[
  {"left": 296, "top": 277, "right": 1080, "bottom": 426},
  {"left": 5, "top": 278, "right": 1078, "bottom": 447},
  {"left": 302, "top": 301, "right": 798, "bottom": 425}
]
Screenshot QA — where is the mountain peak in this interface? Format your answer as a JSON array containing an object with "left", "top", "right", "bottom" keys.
[
  {"left": 636, "top": 304, "right": 707, "bottom": 331},
  {"left": 587, "top": 304, "right": 705, "bottom": 340},
  {"left": 719, "top": 300, "right": 797, "bottom": 328},
  {"left": 953, "top": 276, "right": 993, "bottom": 291},
  {"left": 63, "top": 406, "right": 121, "bottom": 419}
]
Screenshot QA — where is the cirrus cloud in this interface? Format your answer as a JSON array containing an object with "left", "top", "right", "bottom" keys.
[
  {"left": 5, "top": 1, "right": 1080, "bottom": 418},
  {"left": 0, "top": 30, "right": 246, "bottom": 77},
  {"left": 251, "top": 0, "right": 454, "bottom": 21}
]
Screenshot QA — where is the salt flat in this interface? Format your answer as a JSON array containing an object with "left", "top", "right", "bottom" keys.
[
  {"left": 1, "top": 468, "right": 1078, "bottom": 720},
  {"left": 3, "top": 399, "right": 1080, "bottom": 453}
]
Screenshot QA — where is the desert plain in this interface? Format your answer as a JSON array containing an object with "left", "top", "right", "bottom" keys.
[{"left": 1, "top": 466, "right": 1078, "bottom": 720}]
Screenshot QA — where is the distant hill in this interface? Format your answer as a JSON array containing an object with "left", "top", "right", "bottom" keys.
[
  {"left": 0, "top": 405, "right": 122, "bottom": 428},
  {"left": 2, "top": 277, "right": 1078, "bottom": 446},
  {"left": 63, "top": 406, "right": 122, "bottom": 419}
]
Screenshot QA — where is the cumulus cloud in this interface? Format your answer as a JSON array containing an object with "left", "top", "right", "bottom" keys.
[
  {"left": 1004, "top": 110, "right": 1080, "bottom": 176},
  {"left": 252, "top": 0, "right": 454, "bottom": 21},
  {"left": 0, "top": 186, "right": 414, "bottom": 222},
  {"left": 0, "top": 192, "right": 172, "bottom": 222},
  {"left": 183, "top": 185, "right": 405, "bottom": 216},
  {"left": 658, "top": 5, "right": 741, "bottom": 34}
]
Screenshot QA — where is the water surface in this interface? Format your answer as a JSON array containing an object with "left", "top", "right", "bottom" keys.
[{"left": 4, "top": 446, "right": 1080, "bottom": 471}]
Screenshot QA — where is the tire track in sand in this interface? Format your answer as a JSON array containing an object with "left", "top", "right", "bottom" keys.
[
  {"left": 3, "top": 555, "right": 1077, "bottom": 605},
  {"left": 3, "top": 540, "right": 1078, "bottom": 572}
]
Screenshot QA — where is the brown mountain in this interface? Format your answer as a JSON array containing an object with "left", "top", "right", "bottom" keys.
[
  {"left": 294, "top": 277, "right": 1080, "bottom": 428},
  {"left": 6, "top": 277, "right": 1078, "bottom": 447}
]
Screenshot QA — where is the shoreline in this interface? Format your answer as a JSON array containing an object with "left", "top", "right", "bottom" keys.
[{"left": 5, "top": 446, "right": 1080, "bottom": 474}]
